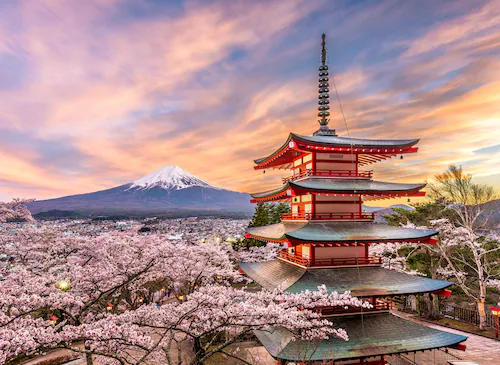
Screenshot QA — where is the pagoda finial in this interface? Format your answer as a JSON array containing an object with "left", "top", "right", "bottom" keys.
[
  {"left": 321, "top": 33, "right": 327, "bottom": 66},
  {"left": 314, "top": 33, "right": 337, "bottom": 136}
]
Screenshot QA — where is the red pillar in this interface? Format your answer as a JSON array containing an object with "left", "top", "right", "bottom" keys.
[{"left": 310, "top": 244, "right": 315, "bottom": 266}]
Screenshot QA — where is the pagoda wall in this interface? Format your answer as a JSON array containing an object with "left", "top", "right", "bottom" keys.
[
  {"left": 315, "top": 246, "right": 365, "bottom": 259},
  {"left": 291, "top": 194, "right": 314, "bottom": 215},
  {"left": 314, "top": 152, "right": 357, "bottom": 172},
  {"left": 314, "top": 195, "right": 361, "bottom": 215},
  {"left": 292, "top": 153, "right": 313, "bottom": 175}
]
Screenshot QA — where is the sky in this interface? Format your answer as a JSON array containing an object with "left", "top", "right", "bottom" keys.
[{"left": 0, "top": 0, "right": 499, "bottom": 205}]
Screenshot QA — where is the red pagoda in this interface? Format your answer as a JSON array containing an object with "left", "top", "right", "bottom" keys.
[{"left": 240, "top": 34, "right": 467, "bottom": 365}]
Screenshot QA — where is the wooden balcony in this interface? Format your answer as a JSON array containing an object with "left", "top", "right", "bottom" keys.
[
  {"left": 277, "top": 250, "right": 382, "bottom": 268},
  {"left": 281, "top": 212, "right": 375, "bottom": 221},
  {"left": 282, "top": 169, "right": 372, "bottom": 183}
]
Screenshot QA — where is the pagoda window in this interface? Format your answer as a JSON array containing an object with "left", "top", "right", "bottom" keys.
[
  {"left": 302, "top": 245, "right": 311, "bottom": 259},
  {"left": 301, "top": 195, "right": 312, "bottom": 202}
]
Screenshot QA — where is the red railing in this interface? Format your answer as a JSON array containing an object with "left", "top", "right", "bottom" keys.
[
  {"left": 277, "top": 250, "right": 382, "bottom": 267},
  {"left": 282, "top": 169, "right": 372, "bottom": 183},
  {"left": 281, "top": 212, "right": 375, "bottom": 221}
]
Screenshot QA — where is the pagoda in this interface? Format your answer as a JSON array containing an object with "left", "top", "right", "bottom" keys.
[{"left": 240, "top": 34, "right": 467, "bottom": 365}]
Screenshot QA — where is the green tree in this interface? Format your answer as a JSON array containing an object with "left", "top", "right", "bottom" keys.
[
  {"left": 239, "top": 203, "right": 291, "bottom": 250},
  {"left": 248, "top": 203, "right": 270, "bottom": 227}
]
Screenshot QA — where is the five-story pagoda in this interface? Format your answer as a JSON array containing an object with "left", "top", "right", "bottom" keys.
[{"left": 240, "top": 34, "right": 467, "bottom": 365}]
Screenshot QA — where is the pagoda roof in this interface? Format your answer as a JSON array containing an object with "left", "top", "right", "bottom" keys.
[
  {"left": 293, "top": 133, "right": 419, "bottom": 148},
  {"left": 246, "top": 222, "right": 438, "bottom": 243},
  {"left": 254, "top": 133, "right": 419, "bottom": 165},
  {"left": 239, "top": 260, "right": 451, "bottom": 296},
  {"left": 254, "top": 312, "right": 467, "bottom": 361},
  {"left": 250, "top": 178, "right": 425, "bottom": 200}
]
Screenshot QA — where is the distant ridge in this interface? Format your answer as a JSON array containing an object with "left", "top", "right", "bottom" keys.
[{"left": 28, "top": 165, "right": 253, "bottom": 216}]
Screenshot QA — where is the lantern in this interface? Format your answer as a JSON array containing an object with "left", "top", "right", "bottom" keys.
[
  {"left": 49, "top": 315, "right": 58, "bottom": 326},
  {"left": 106, "top": 303, "right": 113, "bottom": 311},
  {"left": 138, "top": 296, "right": 144, "bottom": 303},
  {"left": 491, "top": 306, "right": 500, "bottom": 316},
  {"left": 177, "top": 294, "right": 185, "bottom": 301},
  {"left": 490, "top": 306, "right": 500, "bottom": 338},
  {"left": 57, "top": 280, "right": 70, "bottom": 291}
]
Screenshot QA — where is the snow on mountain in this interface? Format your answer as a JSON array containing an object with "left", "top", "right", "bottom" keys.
[
  {"left": 129, "top": 165, "right": 221, "bottom": 191},
  {"left": 28, "top": 165, "right": 252, "bottom": 216}
]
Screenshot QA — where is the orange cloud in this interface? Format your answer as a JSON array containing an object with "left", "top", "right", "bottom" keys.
[{"left": 0, "top": 0, "right": 499, "bottom": 207}]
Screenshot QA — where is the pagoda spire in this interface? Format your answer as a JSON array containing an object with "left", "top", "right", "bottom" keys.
[{"left": 314, "top": 33, "right": 337, "bottom": 136}]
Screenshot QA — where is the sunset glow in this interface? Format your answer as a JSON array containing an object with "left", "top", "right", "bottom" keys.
[{"left": 1, "top": 0, "right": 499, "bottom": 202}]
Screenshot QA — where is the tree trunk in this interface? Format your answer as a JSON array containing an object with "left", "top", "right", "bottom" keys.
[
  {"left": 85, "top": 342, "right": 93, "bottom": 365},
  {"left": 477, "top": 298, "right": 487, "bottom": 330},
  {"left": 193, "top": 337, "right": 205, "bottom": 365},
  {"left": 425, "top": 293, "right": 441, "bottom": 320}
]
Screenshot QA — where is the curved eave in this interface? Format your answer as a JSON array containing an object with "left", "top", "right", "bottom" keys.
[
  {"left": 255, "top": 313, "right": 466, "bottom": 362},
  {"left": 254, "top": 134, "right": 293, "bottom": 165},
  {"left": 253, "top": 133, "right": 421, "bottom": 170},
  {"left": 240, "top": 261, "right": 453, "bottom": 297},
  {"left": 289, "top": 180, "right": 426, "bottom": 194},
  {"left": 251, "top": 180, "right": 427, "bottom": 203},
  {"left": 286, "top": 232, "right": 438, "bottom": 244},
  {"left": 246, "top": 222, "right": 438, "bottom": 244},
  {"left": 250, "top": 183, "right": 291, "bottom": 202},
  {"left": 245, "top": 233, "right": 288, "bottom": 243},
  {"left": 292, "top": 133, "right": 420, "bottom": 148}
]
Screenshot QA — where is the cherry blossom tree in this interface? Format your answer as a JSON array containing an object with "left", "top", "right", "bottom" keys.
[
  {"left": 427, "top": 165, "right": 499, "bottom": 329},
  {"left": 431, "top": 219, "right": 500, "bottom": 330},
  {"left": 0, "top": 199, "right": 34, "bottom": 223},
  {"left": 0, "top": 227, "right": 367, "bottom": 365},
  {"left": 235, "top": 241, "right": 282, "bottom": 263}
]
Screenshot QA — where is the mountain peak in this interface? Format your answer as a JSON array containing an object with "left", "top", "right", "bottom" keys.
[{"left": 130, "top": 165, "right": 220, "bottom": 191}]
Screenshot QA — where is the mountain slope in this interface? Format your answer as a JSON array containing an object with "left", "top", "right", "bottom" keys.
[{"left": 28, "top": 166, "right": 253, "bottom": 216}]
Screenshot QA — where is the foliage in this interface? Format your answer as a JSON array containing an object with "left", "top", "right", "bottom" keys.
[
  {"left": 0, "top": 201, "right": 367, "bottom": 365},
  {"left": 382, "top": 201, "right": 456, "bottom": 227},
  {"left": 238, "top": 202, "right": 291, "bottom": 250},
  {"left": 429, "top": 164, "right": 497, "bottom": 229},
  {"left": 248, "top": 202, "right": 290, "bottom": 227},
  {"left": 0, "top": 199, "right": 34, "bottom": 223},
  {"left": 380, "top": 165, "right": 500, "bottom": 327}
]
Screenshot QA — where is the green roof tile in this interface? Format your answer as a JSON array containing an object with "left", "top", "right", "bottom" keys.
[
  {"left": 251, "top": 178, "right": 425, "bottom": 198},
  {"left": 239, "top": 261, "right": 452, "bottom": 296},
  {"left": 254, "top": 133, "right": 419, "bottom": 164},
  {"left": 254, "top": 312, "right": 467, "bottom": 361},
  {"left": 246, "top": 222, "right": 438, "bottom": 242}
]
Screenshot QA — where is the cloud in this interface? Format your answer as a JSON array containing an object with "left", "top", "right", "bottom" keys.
[{"left": 0, "top": 0, "right": 499, "bottom": 204}]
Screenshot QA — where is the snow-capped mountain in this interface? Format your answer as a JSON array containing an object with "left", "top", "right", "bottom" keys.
[
  {"left": 28, "top": 166, "right": 253, "bottom": 216},
  {"left": 129, "top": 166, "right": 221, "bottom": 191}
]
